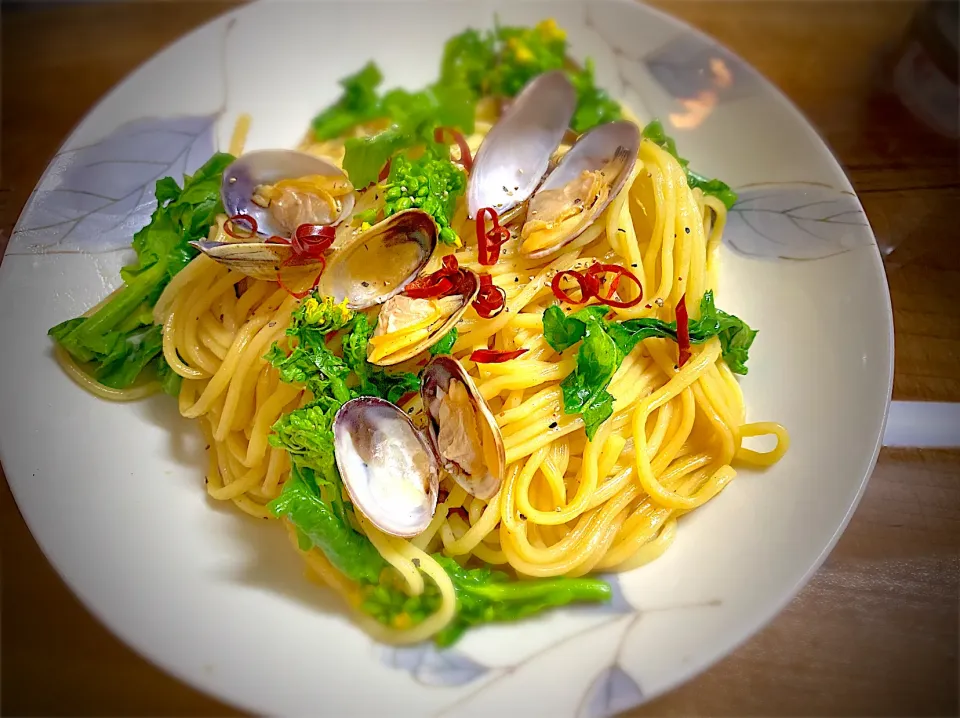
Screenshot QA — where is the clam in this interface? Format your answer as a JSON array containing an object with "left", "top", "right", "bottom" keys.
[
  {"left": 467, "top": 71, "right": 577, "bottom": 219},
  {"left": 420, "top": 356, "right": 505, "bottom": 500},
  {"left": 519, "top": 121, "right": 640, "bottom": 259},
  {"left": 317, "top": 209, "right": 439, "bottom": 310},
  {"left": 333, "top": 397, "right": 439, "bottom": 538},
  {"left": 222, "top": 149, "right": 355, "bottom": 238},
  {"left": 193, "top": 206, "right": 436, "bottom": 292},
  {"left": 366, "top": 269, "right": 480, "bottom": 366}
]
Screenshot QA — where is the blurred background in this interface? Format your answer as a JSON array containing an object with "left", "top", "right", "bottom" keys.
[{"left": 2, "top": 1, "right": 957, "bottom": 716}]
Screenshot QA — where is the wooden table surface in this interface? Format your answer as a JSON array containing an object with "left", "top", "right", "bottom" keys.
[{"left": 2, "top": 1, "right": 958, "bottom": 716}]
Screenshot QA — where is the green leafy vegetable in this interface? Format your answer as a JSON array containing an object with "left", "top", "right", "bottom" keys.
[
  {"left": 491, "top": 20, "right": 567, "bottom": 98},
  {"left": 359, "top": 554, "right": 611, "bottom": 645},
  {"left": 440, "top": 20, "right": 622, "bottom": 133},
  {"left": 311, "top": 62, "right": 386, "bottom": 141},
  {"left": 383, "top": 151, "right": 466, "bottom": 246},
  {"left": 439, "top": 28, "right": 497, "bottom": 95},
  {"left": 270, "top": 464, "right": 387, "bottom": 583},
  {"left": 641, "top": 120, "right": 738, "bottom": 209},
  {"left": 48, "top": 152, "right": 234, "bottom": 393},
  {"left": 429, "top": 327, "right": 459, "bottom": 356},
  {"left": 569, "top": 59, "right": 624, "bottom": 134},
  {"left": 544, "top": 291, "right": 757, "bottom": 438}
]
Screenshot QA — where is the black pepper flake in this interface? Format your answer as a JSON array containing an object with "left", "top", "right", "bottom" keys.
[
  {"left": 617, "top": 229, "right": 626, "bottom": 234},
  {"left": 514, "top": 277, "right": 519, "bottom": 282},
  {"left": 574, "top": 198, "right": 583, "bottom": 205},
  {"left": 268, "top": 321, "right": 277, "bottom": 328},
  {"left": 519, "top": 513, "right": 527, "bottom": 520},
  {"left": 361, "top": 281, "right": 370, "bottom": 287},
  {"left": 631, "top": 263, "right": 638, "bottom": 268},
  {"left": 549, "top": 421, "right": 558, "bottom": 429},
  {"left": 684, "top": 227, "right": 690, "bottom": 234},
  {"left": 204, "top": 444, "right": 210, "bottom": 450},
  {"left": 678, "top": 276, "right": 683, "bottom": 281},
  {"left": 673, "top": 364, "right": 679, "bottom": 370},
  {"left": 412, "top": 558, "right": 421, "bottom": 568}
]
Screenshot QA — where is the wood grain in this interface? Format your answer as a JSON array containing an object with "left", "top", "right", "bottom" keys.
[{"left": 1, "top": 2, "right": 958, "bottom": 716}]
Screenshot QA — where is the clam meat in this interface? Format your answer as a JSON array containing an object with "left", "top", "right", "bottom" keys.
[
  {"left": 520, "top": 120, "right": 640, "bottom": 259},
  {"left": 222, "top": 149, "right": 355, "bottom": 239},
  {"left": 420, "top": 356, "right": 505, "bottom": 500},
  {"left": 366, "top": 270, "right": 479, "bottom": 366}
]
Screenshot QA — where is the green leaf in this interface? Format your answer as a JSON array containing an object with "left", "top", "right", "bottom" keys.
[
  {"left": 269, "top": 464, "right": 386, "bottom": 584},
  {"left": 542, "top": 304, "right": 609, "bottom": 353},
  {"left": 431, "top": 555, "right": 611, "bottom": 647},
  {"left": 569, "top": 59, "right": 622, "bottom": 133},
  {"left": 429, "top": 327, "right": 458, "bottom": 356},
  {"left": 311, "top": 62, "right": 385, "bottom": 141},
  {"left": 440, "top": 28, "right": 497, "bottom": 95},
  {"left": 559, "top": 316, "right": 625, "bottom": 440},
  {"left": 343, "top": 126, "right": 416, "bottom": 188}
]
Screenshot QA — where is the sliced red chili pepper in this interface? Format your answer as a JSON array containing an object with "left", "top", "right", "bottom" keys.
[
  {"left": 292, "top": 224, "right": 336, "bottom": 256},
  {"left": 475, "top": 207, "right": 510, "bottom": 266},
  {"left": 472, "top": 273, "right": 506, "bottom": 318},
  {"left": 434, "top": 127, "right": 473, "bottom": 172},
  {"left": 470, "top": 348, "right": 528, "bottom": 363},
  {"left": 403, "top": 255, "right": 463, "bottom": 300},
  {"left": 224, "top": 214, "right": 258, "bottom": 239},
  {"left": 378, "top": 159, "right": 392, "bottom": 184},
  {"left": 441, "top": 254, "right": 459, "bottom": 273},
  {"left": 551, "top": 270, "right": 597, "bottom": 305},
  {"left": 676, "top": 293, "right": 691, "bottom": 368},
  {"left": 586, "top": 263, "right": 643, "bottom": 308}
]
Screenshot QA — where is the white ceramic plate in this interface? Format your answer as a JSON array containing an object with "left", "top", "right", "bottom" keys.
[{"left": 0, "top": 1, "right": 893, "bottom": 716}]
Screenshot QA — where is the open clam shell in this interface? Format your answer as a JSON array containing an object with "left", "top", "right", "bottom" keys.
[
  {"left": 222, "top": 149, "right": 356, "bottom": 239},
  {"left": 467, "top": 71, "right": 577, "bottom": 219},
  {"left": 520, "top": 120, "right": 640, "bottom": 259},
  {"left": 367, "top": 270, "right": 480, "bottom": 367},
  {"left": 318, "top": 209, "right": 438, "bottom": 310},
  {"left": 333, "top": 397, "right": 439, "bottom": 538},
  {"left": 420, "top": 356, "right": 505, "bottom": 500},
  {"left": 189, "top": 239, "right": 300, "bottom": 282}
]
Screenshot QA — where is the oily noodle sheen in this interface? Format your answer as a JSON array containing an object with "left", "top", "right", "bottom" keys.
[{"left": 146, "top": 112, "right": 791, "bottom": 644}]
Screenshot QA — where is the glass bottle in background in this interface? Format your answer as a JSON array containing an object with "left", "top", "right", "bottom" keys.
[{"left": 890, "top": 0, "right": 958, "bottom": 139}]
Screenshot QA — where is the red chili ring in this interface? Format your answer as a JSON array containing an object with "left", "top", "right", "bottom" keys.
[
  {"left": 551, "top": 269, "right": 596, "bottom": 305},
  {"left": 584, "top": 263, "right": 643, "bottom": 308},
  {"left": 476, "top": 207, "right": 510, "bottom": 266},
  {"left": 224, "top": 214, "right": 258, "bottom": 239}
]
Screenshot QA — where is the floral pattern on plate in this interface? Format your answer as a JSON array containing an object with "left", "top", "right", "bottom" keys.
[
  {"left": 725, "top": 182, "right": 873, "bottom": 260},
  {"left": 9, "top": 114, "right": 218, "bottom": 255}
]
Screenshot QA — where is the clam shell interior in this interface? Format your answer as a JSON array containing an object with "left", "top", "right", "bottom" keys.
[{"left": 333, "top": 397, "right": 439, "bottom": 538}]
